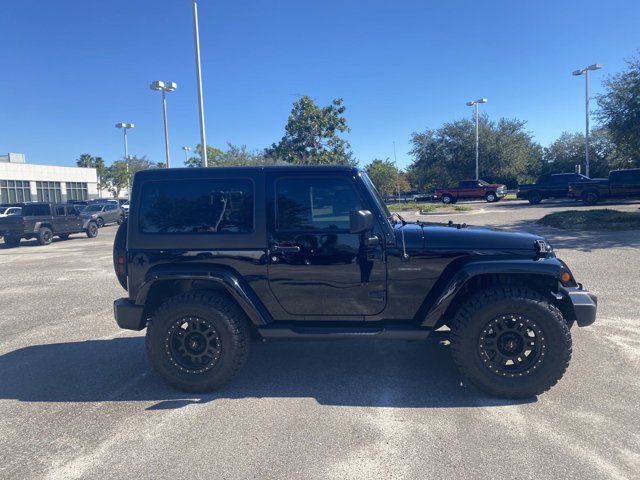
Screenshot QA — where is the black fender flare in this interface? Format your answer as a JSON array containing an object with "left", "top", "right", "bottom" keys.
[
  {"left": 417, "top": 257, "right": 565, "bottom": 328},
  {"left": 135, "top": 265, "right": 271, "bottom": 326}
]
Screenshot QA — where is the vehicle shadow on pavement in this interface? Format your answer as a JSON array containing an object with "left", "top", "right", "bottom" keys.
[
  {"left": 493, "top": 219, "right": 640, "bottom": 251},
  {"left": 0, "top": 336, "right": 533, "bottom": 409}
]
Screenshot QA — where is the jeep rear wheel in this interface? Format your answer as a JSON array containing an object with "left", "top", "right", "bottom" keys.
[
  {"left": 3, "top": 235, "right": 20, "bottom": 248},
  {"left": 146, "top": 291, "right": 250, "bottom": 392},
  {"left": 37, "top": 227, "right": 53, "bottom": 245},
  {"left": 450, "top": 286, "right": 572, "bottom": 398}
]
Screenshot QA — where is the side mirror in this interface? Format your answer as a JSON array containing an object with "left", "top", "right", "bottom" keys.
[{"left": 350, "top": 210, "right": 374, "bottom": 234}]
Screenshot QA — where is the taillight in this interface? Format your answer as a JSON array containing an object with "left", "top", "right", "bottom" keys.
[{"left": 117, "top": 254, "right": 125, "bottom": 275}]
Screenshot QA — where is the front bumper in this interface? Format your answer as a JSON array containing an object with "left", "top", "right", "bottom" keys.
[
  {"left": 114, "top": 298, "right": 146, "bottom": 331},
  {"left": 560, "top": 285, "right": 597, "bottom": 327}
]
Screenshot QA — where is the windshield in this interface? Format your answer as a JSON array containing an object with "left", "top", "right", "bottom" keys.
[
  {"left": 360, "top": 171, "right": 391, "bottom": 219},
  {"left": 478, "top": 180, "right": 489, "bottom": 186},
  {"left": 85, "top": 205, "right": 103, "bottom": 212},
  {"left": 0, "top": 208, "right": 6, "bottom": 214}
]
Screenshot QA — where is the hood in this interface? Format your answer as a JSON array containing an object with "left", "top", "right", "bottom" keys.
[{"left": 394, "top": 223, "right": 547, "bottom": 253}]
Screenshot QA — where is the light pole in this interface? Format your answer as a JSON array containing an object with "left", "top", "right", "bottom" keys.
[
  {"left": 572, "top": 64, "right": 602, "bottom": 178},
  {"left": 466, "top": 98, "right": 488, "bottom": 181},
  {"left": 193, "top": 0, "right": 208, "bottom": 167},
  {"left": 182, "top": 146, "right": 192, "bottom": 164},
  {"left": 150, "top": 81, "right": 177, "bottom": 168},
  {"left": 115, "top": 123, "right": 134, "bottom": 197}
]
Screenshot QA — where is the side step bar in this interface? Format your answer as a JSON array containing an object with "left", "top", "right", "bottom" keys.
[{"left": 257, "top": 324, "right": 433, "bottom": 341}]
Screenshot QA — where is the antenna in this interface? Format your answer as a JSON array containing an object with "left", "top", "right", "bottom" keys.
[{"left": 393, "top": 141, "right": 400, "bottom": 199}]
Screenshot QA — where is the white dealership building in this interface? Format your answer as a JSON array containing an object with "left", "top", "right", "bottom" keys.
[{"left": 0, "top": 153, "right": 100, "bottom": 204}]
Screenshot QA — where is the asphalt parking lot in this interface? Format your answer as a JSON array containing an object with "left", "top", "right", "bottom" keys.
[{"left": 1, "top": 201, "right": 639, "bottom": 480}]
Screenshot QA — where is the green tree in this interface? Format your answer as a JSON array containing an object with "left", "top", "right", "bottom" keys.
[
  {"left": 265, "top": 96, "right": 356, "bottom": 166},
  {"left": 186, "top": 143, "right": 270, "bottom": 167},
  {"left": 596, "top": 53, "right": 640, "bottom": 165},
  {"left": 406, "top": 116, "right": 542, "bottom": 190},
  {"left": 104, "top": 155, "right": 158, "bottom": 198},
  {"left": 542, "top": 129, "right": 619, "bottom": 178},
  {"left": 104, "top": 160, "right": 129, "bottom": 199},
  {"left": 365, "top": 159, "right": 402, "bottom": 196},
  {"left": 76, "top": 153, "right": 107, "bottom": 193},
  {"left": 185, "top": 145, "right": 224, "bottom": 167}
]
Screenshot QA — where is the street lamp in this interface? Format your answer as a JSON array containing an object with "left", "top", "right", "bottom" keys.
[
  {"left": 182, "top": 146, "right": 192, "bottom": 164},
  {"left": 115, "top": 123, "right": 134, "bottom": 197},
  {"left": 466, "top": 98, "right": 488, "bottom": 180},
  {"left": 150, "top": 80, "right": 177, "bottom": 168},
  {"left": 192, "top": 1, "right": 208, "bottom": 167},
  {"left": 572, "top": 64, "right": 603, "bottom": 178}
]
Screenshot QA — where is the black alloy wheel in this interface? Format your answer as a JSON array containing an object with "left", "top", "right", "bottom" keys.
[
  {"left": 478, "top": 314, "right": 545, "bottom": 378},
  {"left": 166, "top": 316, "right": 222, "bottom": 374},
  {"left": 96, "top": 217, "right": 105, "bottom": 228}
]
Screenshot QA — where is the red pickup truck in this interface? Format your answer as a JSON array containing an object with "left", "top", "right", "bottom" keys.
[{"left": 434, "top": 180, "right": 507, "bottom": 204}]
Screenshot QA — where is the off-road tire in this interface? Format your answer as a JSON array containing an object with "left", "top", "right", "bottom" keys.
[
  {"left": 86, "top": 222, "right": 98, "bottom": 238},
  {"left": 37, "top": 226, "right": 53, "bottom": 245},
  {"left": 442, "top": 194, "right": 453, "bottom": 204},
  {"left": 450, "top": 286, "right": 572, "bottom": 398},
  {"left": 3, "top": 235, "right": 20, "bottom": 248},
  {"left": 582, "top": 191, "right": 599, "bottom": 206},
  {"left": 527, "top": 192, "right": 542, "bottom": 205},
  {"left": 96, "top": 217, "right": 105, "bottom": 228},
  {"left": 146, "top": 291, "right": 251, "bottom": 392},
  {"left": 485, "top": 192, "right": 497, "bottom": 202}
]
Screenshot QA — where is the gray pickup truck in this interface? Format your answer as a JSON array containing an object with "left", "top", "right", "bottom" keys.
[{"left": 0, "top": 202, "right": 99, "bottom": 247}]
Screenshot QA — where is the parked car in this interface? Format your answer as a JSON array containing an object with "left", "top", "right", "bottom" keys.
[
  {"left": 113, "top": 165, "right": 596, "bottom": 398},
  {"left": 517, "top": 173, "right": 590, "bottom": 204},
  {"left": 568, "top": 168, "right": 640, "bottom": 205},
  {"left": 434, "top": 179, "right": 507, "bottom": 204},
  {"left": 0, "top": 206, "right": 22, "bottom": 217},
  {"left": 80, "top": 202, "right": 125, "bottom": 227},
  {"left": 0, "top": 202, "right": 98, "bottom": 247},
  {"left": 121, "top": 200, "right": 130, "bottom": 217}
]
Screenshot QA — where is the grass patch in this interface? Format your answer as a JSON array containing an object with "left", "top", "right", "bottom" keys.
[
  {"left": 387, "top": 202, "right": 471, "bottom": 213},
  {"left": 539, "top": 209, "right": 640, "bottom": 231}
]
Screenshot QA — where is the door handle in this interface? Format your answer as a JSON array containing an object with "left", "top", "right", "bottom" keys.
[{"left": 272, "top": 245, "right": 301, "bottom": 253}]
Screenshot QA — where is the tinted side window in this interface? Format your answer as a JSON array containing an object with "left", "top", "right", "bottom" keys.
[
  {"left": 139, "top": 179, "right": 253, "bottom": 234},
  {"left": 105, "top": 204, "right": 117, "bottom": 211},
  {"left": 276, "top": 178, "right": 362, "bottom": 231},
  {"left": 55, "top": 206, "right": 66, "bottom": 215},
  {"left": 459, "top": 181, "right": 477, "bottom": 188},
  {"left": 67, "top": 206, "right": 80, "bottom": 215},
  {"left": 23, "top": 204, "right": 51, "bottom": 216}
]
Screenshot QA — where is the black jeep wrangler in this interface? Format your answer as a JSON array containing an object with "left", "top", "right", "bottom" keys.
[{"left": 113, "top": 166, "right": 596, "bottom": 398}]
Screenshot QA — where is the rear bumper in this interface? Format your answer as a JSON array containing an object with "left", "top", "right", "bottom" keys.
[
  {"left": 560, "top": 285, "right": 597, "bottom": 327},
  {"left": 114, "top": 298, "right": 146, "bottom": 331}
]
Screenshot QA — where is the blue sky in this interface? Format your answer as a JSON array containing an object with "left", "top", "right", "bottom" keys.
[{"left": 1, "top": 0, "right": 638, "bottom": 169}]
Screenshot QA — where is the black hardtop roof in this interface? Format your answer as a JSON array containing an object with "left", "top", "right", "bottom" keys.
[{"left": 133, "top": 165, "right": 360, "bottom": 181}]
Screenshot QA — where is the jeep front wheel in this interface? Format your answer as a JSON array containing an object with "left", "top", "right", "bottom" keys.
[
  {"left": 86, "top": 222, "right": 98, "bottom": 238},
  {"left": 450, "top": 287, "right": 571, "bottom": 398},
  {"left": 145, "top": 291, "right": 250, "bottom": 392}
]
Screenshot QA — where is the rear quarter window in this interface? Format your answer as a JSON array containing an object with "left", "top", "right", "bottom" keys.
[
  {"left": 23, "top": 204, "right": 51, "bottom": 216},
  {"left": 138, "top": 178, "right": 254, "bottom": 234}
]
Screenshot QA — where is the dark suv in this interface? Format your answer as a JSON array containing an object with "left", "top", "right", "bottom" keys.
[{"left": 113, "top": 166, "right": 596, "bottom": 398}]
